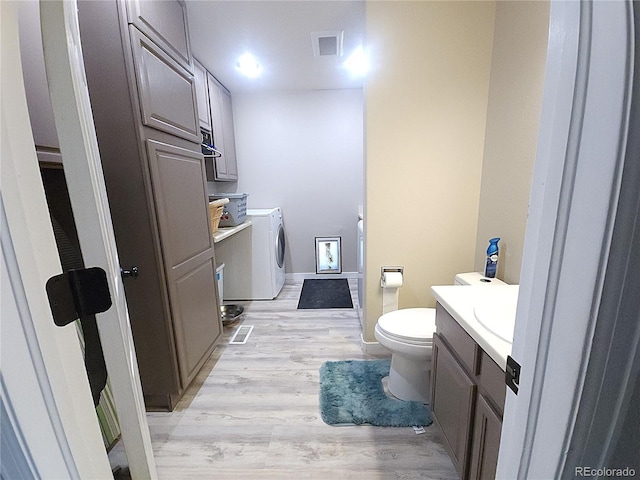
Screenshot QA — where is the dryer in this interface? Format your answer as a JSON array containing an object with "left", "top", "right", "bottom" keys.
[{"left": 223, "top": 207, "right": 285, "bottom": 300}]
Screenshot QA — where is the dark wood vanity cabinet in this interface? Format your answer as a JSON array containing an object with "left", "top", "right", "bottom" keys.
[
  {"left": 468, "top": 392, "right": 503, "bottom": 480},
  {"left": 77, "top": 0, "right": 222, "bottom": 410},
  {"left": 432, "top": 335, "right": 476, "bottom": 474},
  {"left": 431, "top": 303, "right": 505, "bottom": 480}
]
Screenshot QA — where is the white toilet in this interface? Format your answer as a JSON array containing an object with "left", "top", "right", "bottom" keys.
[{"left": 374, "top": 272, "right": 506, "bottom": 403}]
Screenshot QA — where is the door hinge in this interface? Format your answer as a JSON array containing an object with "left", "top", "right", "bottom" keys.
[
  {"left": 46, "top": 267, "right": 112, "bottom": 327},
  {"left": 506, "top": 355, "right": 521, "bottom": 395}
]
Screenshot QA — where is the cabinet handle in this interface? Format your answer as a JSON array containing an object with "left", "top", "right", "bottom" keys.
[
  {"left": 201, "top": 143, "right": 222, "bottom": 158},
  {"left": 121, "top": 266, "right": 139, "bottom": 279}
]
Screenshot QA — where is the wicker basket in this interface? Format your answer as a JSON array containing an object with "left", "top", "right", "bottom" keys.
[{"left": 209, "top": 198, "right": 229, "bottom": 234}]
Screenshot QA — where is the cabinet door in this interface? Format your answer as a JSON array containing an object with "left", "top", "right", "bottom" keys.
[
  {"left": 220, "top": 87, "right": 238, "bottom": 180},
  {"left": 432, "top": 333, "right": 477, "bottom": 479},
  {"left": 146, "top": 140, "right": 222, "bottom": 387},
  {"left": 125, "top": 0, "right": 191, "bottom": 71},
  {"left": 207, "top": 73, "right": 229, "bottom": 180},
  {"left": 193, "top": 59, "right": 211, "bottom": 131},
  {"left": 130, "top": 27, "right": 200, "bottom": 143},
  {"left": 468, "top": 394, "right": 502, "bottom": 480}
]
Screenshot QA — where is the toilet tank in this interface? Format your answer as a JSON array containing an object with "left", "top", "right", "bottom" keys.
[{"left": 454, "top": 272, "right": 507, "bottom": 286}]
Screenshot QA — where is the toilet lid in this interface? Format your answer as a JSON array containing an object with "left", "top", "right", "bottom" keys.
[{"left": 377, "top": 308, "right": 436, "bottom": 342}]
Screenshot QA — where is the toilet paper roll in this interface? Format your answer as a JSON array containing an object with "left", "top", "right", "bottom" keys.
[
  {"left": 381, "top": 271, "right": 403, "bottom": 314},
  {"left": 381, "top": 272, "right": 403, "bottom": 288}
]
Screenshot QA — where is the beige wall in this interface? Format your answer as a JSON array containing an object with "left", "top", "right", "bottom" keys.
[
  {"left": 474, "top": 2, "right": 550, "bottom": 284},
  {"left": 363, "top": 1, "right": 496, "bottom": 342}
]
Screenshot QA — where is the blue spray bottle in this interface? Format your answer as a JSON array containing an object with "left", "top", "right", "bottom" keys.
[{"left": 484, "top": 237, "right": 500, "bottom": 278}]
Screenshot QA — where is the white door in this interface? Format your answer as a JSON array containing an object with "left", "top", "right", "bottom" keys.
[
  {"left": 497, "top": 1, "right": 636, "bottom": 478},
  {"left": 2, "top": 3, "right": 110, "bottom": 477},
  {"left": 1, "top": 2, "right": 156, "bottom": 478}
]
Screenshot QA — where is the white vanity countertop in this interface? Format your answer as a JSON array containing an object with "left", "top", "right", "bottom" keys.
[{"left": 430, "top": 284, "right": 519, "bottom": 370}]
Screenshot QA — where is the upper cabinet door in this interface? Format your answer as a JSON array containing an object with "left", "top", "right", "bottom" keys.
[
  {"left": 130, "top": 27, "right": 200, "bottom": 143},
  {"left": 207, "top": 72, "right": 228, "bottom": 178},
  {"left": 125, "top": 0, "right": 192, "bottom": 72},
  {"left": 220, "top": 88, "right": 238, "bottom": 180},
  {"left": 193, "top": 59, "right": 212, "bottom": 132},
  {"left": 208, "top": 73, "right": 238, "bottom": 182},
  {"left": 207, "top": 73, "right": 224, "bottom": 152}
]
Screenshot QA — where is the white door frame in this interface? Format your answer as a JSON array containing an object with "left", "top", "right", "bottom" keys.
[
  {"left": 1, "top": 3, "right": 112, "bottom": 478},
  {"left": 39, "top": 1, "right": 157, "bottom": 478},
  {"left": 4, "top": 0, "right": 636, "bottom": 477},
  {"left": 497, "top": 1, "right": 635, "bottom": 478}
]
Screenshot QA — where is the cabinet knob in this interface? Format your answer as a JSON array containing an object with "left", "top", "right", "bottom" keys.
[{"left": 121, "top": 266, "right": 139, "bottom": 279}]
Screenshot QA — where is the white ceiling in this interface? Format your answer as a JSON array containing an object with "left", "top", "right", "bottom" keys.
[{"left": 186, "top": 1, "right": 366, "bottom": 93}]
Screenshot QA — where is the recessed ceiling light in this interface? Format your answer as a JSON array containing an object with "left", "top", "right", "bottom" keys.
[
  {"left": 343, "top": 46, "right": 369, "bottom": 77},
  {"left": 236, "top": 52, "right": 262, "bottom": 78}
]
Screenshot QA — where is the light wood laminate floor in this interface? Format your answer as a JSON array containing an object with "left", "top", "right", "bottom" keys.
[{"left": 117, "top": 279, "right": 457, "bottom": 479}]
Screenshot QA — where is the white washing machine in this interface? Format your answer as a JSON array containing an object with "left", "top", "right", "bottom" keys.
[
  {"left": 247, "top": 208, "right": 285, "bottom": 299},
  {"left": 223, "top": 207, "right": 285, "bottom": 300}
]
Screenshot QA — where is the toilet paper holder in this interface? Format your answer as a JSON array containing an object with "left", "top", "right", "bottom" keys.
[{"left": 380, "top": 266, "right": 404, "bottom": 287}]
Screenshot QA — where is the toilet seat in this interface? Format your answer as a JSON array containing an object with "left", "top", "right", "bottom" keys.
[{"left": 377, "top": 308, "right": 436, "bottom": 345}]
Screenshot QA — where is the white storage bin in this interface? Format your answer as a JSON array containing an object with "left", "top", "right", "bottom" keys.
[
  {"left": 216, "top": 263, "right": 225, "bottom": 303},
  {"left": 209, "top": 193, "right": 248, "bottom": 227}
]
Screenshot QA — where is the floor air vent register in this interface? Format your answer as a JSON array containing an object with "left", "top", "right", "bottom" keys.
[{"left": 229, "top": 325, "right": 254, "bottom": 345}]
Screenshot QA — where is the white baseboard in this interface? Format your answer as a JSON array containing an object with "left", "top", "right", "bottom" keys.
[
  {"left": 286, "top": 271, "right": 358, "bottom": 282},
  {"left": 360, "top": 335, "right": 389, "bottom": 355}
]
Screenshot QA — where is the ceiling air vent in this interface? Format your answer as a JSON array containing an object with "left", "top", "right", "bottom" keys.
[{"left": 311, "top": 31, "right": 344, "bottom": 57}]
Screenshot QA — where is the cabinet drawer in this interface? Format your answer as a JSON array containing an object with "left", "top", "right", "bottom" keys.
[
  {"left": 436, "top": 303, "right": 478, "bottom": 374},
  {"left": 126, "top": 0, "right": 191, "bottom": 71},
  {"left": 130, "top": 27, "right": 199, "bottom": 143}
]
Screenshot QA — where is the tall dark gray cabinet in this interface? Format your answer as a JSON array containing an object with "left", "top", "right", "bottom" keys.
[{"left": 77, "top": 0, "right": 222, "bottom": 410}]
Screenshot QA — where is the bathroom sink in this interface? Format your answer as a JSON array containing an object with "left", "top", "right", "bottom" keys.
[{"left": 473, "top": 288, "right": 519, "bottom": 343}]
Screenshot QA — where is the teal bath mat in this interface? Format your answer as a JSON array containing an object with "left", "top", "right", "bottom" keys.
[{"left": 319, "top": 359, "right": 432, "bottom": 427}]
